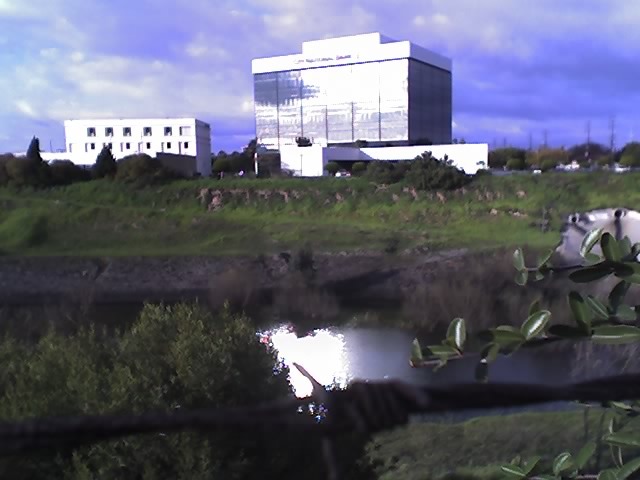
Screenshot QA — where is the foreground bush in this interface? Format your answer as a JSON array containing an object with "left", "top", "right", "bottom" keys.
[{"left": 0, "top": 303, "right": 328, "bottom": 479}]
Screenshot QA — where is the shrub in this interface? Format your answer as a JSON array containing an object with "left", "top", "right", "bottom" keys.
[
  {"left": 352, "top": 162, "right": 367, "bottom": 175},
  {"left": 0, "top": 303, "right": 330, "bottom": 479},
  {"left": 325, "top": 161, "right": 340, "bottom": 175},
  {"left": 404, "top": 152, "right": 471, "bottom": 191},
  {"left": 0, "top": 209, "right": 48, "bottom": 250},
  {"left": 0, "top": 153, "right": 12, "bottom": 186},
  {"left": 540, "top": 158, "right": 557, "bottom": 172},
  {"left": 364, "top": 161, "right": 407, "bottom": 184},
  {"left": 4, "top": 156, "right": 49, "bottom": 188},
  {"left": 115, "top": 154, "right": 172, "bottom": 184},
  {"left": 50, "top": 160, "right": 91, "bottom": 186}
]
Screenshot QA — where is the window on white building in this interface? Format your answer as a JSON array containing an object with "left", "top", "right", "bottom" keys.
[
  {"left": 164, "top": 127, "right": 173, "bottom": 136},
  {"left": 90, "top": 143, "right": 96, "bottom": 150},
  {"left": 87, "top": 127, "right": 96, "bottom": 137},
  {"left": 166, "top": 142, "right": 172, "bottom": 149},
  {"left": 68, "top": 144, "right": 73, "bottom": 153},
  {"left": 125, "top": 142, "right": 130, "bottom": 150},
  {"left": 183, "top": 142, "right": 189, "bottom": 149},
  {"left": 179, "top": 126, "right": 191, "bottom": 135},
  {"left": 143, "top": 127, "right": 152, "bottom": 136},
  {"left": 105, "top": 127, "right": 113, "bottom": 136},
  {"left": 123, "top": 127, "right": 131, "bottom": 136},
  {"left": 146, "top": 142, "right": 151, "bottom": 149}
]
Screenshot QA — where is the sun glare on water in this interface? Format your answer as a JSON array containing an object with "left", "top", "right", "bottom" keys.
[{"left": 260, "top": 325, "right": 351, "bottom": 398}]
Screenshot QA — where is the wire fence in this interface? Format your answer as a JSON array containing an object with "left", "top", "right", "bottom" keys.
[{"left": 2, "top": 363, "right": 640, "bottom": 478}]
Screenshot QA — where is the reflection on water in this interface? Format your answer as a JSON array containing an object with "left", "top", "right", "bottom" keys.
[
  {"left": 261, "top": 324, "right": 578, "bottom": 401},
  {"left": 262, "top": 325, "right": 350, "bottom": 397}
]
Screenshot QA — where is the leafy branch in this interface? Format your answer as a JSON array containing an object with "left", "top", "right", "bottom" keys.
[{"left": 411, "top": 227, "right": 640, "bottom": 479}]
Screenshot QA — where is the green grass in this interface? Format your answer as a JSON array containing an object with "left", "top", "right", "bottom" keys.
[
  {"left": 0, "top": 171, "right": 637, "bottom": 256},
  {"left": 365, "top": 408, "right": 627, "bottom": 480}
]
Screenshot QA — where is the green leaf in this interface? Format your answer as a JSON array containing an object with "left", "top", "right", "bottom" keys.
[
  {"left": 529, "top": 298, "right": 542, "bottom": 317},
  {"left": 604, "top": 433, "right": 640, "bottom": 448},
  {"left": 598, "top": 469, "right": 619, "bottom": 480},
  {"left": 580, "top": 227, "right": 604, "bottom": 258},
  {"left": 615, "top": 262, "right": 640, "bottom": 284},
  {"left": 521, "top": 310, "right": 551, "bottom": 340},
  {"left": 617, "top": 455, "right": 640, "bottom": 479},
  {"left": 515, "top": 269, "right": 528, "bottom": 286},
  {"left": 585, "top": 295, "right": 609, "bottom": 320},
  {"left": 593, "top": 325, "right": 640, "bottom": 344},
  {"left": 446, "top": 318, "right": 466, "bottom": 351},
  {"left": 568, "top": 291, "right": 592, "bottom": 332},
  {"left": 609, "top": 280, "right": 631, "bottom": 310},
  {"left": 425, "top": 344, "right": 460, "bottom": 357},
  {"left": 585, "top": 252, "right": 603, "bottom": 264},
  {"left": 492, "top": 329, "right": 525, "bottom": 349},
  {"left": 552, "top": 452, "right": 574, "bottom": 475},
  {"left": 531, "top": 270, "right": 545, "bottom": 282},
  {"left": 410, "top": 338, "right": 423, "bottom": 365},
  {"left": 521, "top": 456, "right": 541, "bottom": 475},
  {"left": 574, "top": 441, "right": 596, "bottom": 470},
  {"left": 500, "top": 464, "right": 526, "bottom": 479},
  {"left": 619, "top": 236, "right": 633, "bottom": 258},
  {"left": 513, "top": 247, "right": 525, "bottom": 271},
  {"left": 612, "top": 444, "right": 624, "bottom": 468},
  {"left": 601, "top": 232, "right": 622, "bottom": 261},
  {"left": 616, "top": 304, "right": 637, "bottom": 322},
  {"left": 537, "top": 249, "right": 554, "bottom": 268},
  {"left": 569, "top": 265, "right": 613, "bottom": 283}
]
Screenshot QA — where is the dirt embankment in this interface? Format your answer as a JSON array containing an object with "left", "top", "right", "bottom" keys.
[{"left": 0, "top": 249, "right": 469, "bottom": 307}]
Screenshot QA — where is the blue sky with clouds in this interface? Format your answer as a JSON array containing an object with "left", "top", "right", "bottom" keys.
[{"left": 1, "top": 0, "right": 639, "bottom": 154}]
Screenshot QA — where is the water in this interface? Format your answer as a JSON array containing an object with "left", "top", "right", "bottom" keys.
[{"left": 261, "top": 324, "right": 576, "bottom": 400}]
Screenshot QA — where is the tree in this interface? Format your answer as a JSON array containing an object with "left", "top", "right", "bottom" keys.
[
  {"left": 568, "top": 142, "right": 609, "bottom": 165},
  {"left": 92, "top": 146, "right": 117, "bottom": 179},
  {"left": 213, "top": 157, "right": 232, "bottom": 174},
  {"left": 619, "top": 142, "right": 640, "bottom": 168},
  {"left": 412, "top": 232, "right": 640, "bottom": 479},
  {"left": 26, "top": 136, "right": 43, "bottom": 163},
  {"left": 489, "top": 148, "right": 526, "bottom": 169},
  {"left": 505, "top": 157, "right": 527, "bottom": 171},
  {"left": 324, "top": 161, "right": 340, "bottom": 176}
]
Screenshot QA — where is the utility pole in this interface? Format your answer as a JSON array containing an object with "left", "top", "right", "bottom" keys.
[
  {"left": 502, "top": 137, "right": 507, "bottom": 148},
  {"left": 586, "top": 120, "right": 591, "bottom": 166},
  {"left": 609, "top": 116, "right": 616, "bottom": 154},
  {"left": 543, "top": 129, "right": 548, "bottom": 149},
  {"left": 528, "top": 132, "right": 533, "bottom": 151}
]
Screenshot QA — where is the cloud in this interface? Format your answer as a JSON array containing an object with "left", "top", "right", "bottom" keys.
[{"left": 1, "top": 0, "right": 640, "bottom": 153}]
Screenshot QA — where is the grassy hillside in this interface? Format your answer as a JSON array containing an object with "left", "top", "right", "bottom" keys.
[{"left": 0, "top": 171, "right": 638, "bottom": 256}]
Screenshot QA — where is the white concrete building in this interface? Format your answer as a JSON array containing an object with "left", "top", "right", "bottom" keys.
[
  {"left": 276, "top": 144, "right": 489, "bottom": 177},
  {"left": 61, "top": 118, "right": 212, "bottom": 176},
  {"left": 252, "top": 32, "right": 452, "bottom": 149}
]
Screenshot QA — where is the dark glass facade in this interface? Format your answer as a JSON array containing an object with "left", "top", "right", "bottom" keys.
[{"left": 254, "top": 58, "right": 451, "bottom": 149}]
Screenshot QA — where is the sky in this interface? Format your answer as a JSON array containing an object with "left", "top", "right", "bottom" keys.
[{"left": 2, "top": 0, "right": 640, "bottom": 154}]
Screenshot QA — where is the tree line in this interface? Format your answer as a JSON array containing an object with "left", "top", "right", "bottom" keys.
[
  {"left": 488, "top": 141, "right": 640, "bottom": 171},
  {"left": 0, "top": 137, "right": 186, "bottom": 188}
]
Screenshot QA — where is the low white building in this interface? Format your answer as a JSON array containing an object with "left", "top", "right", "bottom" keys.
[
  {"left": 57, "top": 117, "right": 212, "bottom": 176},
  {"left": 276, "top": 143, "right": 489, "bottom": 177}
]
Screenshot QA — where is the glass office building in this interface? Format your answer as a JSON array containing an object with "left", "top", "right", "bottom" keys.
[{"left": 252, "top": 33, "right": 452, "bottom": 149}]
